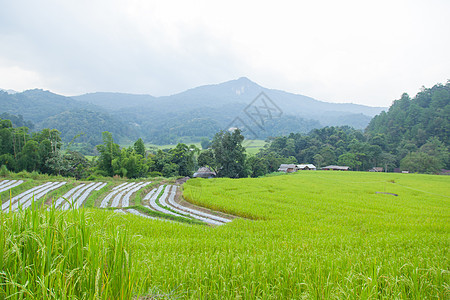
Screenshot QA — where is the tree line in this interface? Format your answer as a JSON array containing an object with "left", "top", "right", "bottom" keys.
[{"left": 0, "top": 81, "right": 448, "bottom": 178}]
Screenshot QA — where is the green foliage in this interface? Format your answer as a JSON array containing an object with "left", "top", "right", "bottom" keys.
[
  {"left": 210, "top": 129, "right": 248, "bottom": 178},
  {"left": 133, "top": 138, "right": 146, "bottom": 157},
  {"left": 247, "top": 156, "right": 268, "bottom": 178},
  {"left": 366, "top": 82, "right": 449, "bottom": 165},
  {"left": 0, "top": 112, "right": 34, "bottom": 129},
  {"left": 0, "top": 205, "right": 136, "bottom": 298},
  {"left": 338, "top": 152, "right": 361, "bottom": 170},
  {"left": 400, "top": 152, "right": 442, "bottom": 174},
  {"left": 0, "top": 165, "right": 9, "bottom": 177},
  {"left": 200, "top": 137, "right": 211, "bottom": 150}
]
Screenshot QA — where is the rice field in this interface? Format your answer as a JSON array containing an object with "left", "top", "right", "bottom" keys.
[{"left": 0, "top": 172, "right": 448, "bottom": 298}]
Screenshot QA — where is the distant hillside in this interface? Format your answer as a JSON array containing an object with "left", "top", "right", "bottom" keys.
[
  {"left": 73, "top": 77, "right": 385, "bottom": 143},
  {"left": 38, "top": 109, "right": 138, "bottom": 146},
  {"left": 366, "top": 81, "right": 450, "bottom": 149},
  {"left": 0, "top": 90, "right": 136, "bottom": 146},
  {"left": 73, "top": 92, "right": 156, "bottom": 110},
  {"left": 1, "top": 78, "right": 386, "bottom": 146}
]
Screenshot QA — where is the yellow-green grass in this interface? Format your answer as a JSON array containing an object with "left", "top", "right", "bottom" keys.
[
  {"left": 177, "top": 171, "right": 449, "bottom": 298},
  {"left": 244, "top": 139, "right": 267, "bottom": 155},
  {"left": 0, "top": 171, "right": 448, "bottom": 298}
]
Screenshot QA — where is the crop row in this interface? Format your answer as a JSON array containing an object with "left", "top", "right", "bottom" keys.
[
  {"left": 2, "top": 181, "right": 66, "bottom": 212},
  {"left": 143, "top": 185, "right": 232, "bottom": 225},
  {"left": 1, "top": 180, "right": 232, "bottom": 225},
  {"left": 55, "top": 182, "right": 106, "bottom": 210},
  {"left": 0, "top": 179, "right": 24, "bottom": 193},
  {"left": 100, "top": 182, "right": 151, "bottom": 208}
]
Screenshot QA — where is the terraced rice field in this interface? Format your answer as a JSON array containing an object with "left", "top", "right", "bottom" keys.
[
  {"left": 2, "top": 181, "right": 66, "bottom": 212},
  {"left": 57, "top": 182, "right": 107, "bottom": 210},
  {"left": 0, "top": 172, "right": 448, "bottom": 299},
  {"left": 0, "top": 179, "right": 231, "bottom": 225},
  {"left": 142, "top": 185, "right": 233, "bottom": 225},
  {"left": 0, "top": 179, "right": 24, "bottom": 193}
]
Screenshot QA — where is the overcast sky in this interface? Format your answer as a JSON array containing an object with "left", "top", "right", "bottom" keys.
[{"left": 0, "top": 0, "right": 448, "bottom": 107}]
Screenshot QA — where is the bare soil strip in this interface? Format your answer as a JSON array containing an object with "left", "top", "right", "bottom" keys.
[
  {"left": 0, "top": 180, "right": 11, "bottom": 188},
  {"left": 73, "top": 182, "right": 104, "bottom": 209},
  {"left": 110, "top": 182, "right": 140, "bottom": 207},
  {"left": 125, "top": 208, "right": 158, "bottom": 220},
  {"left": 143, "top": 185, "right": 163, "bottom": 210},
  {"left": 148, "top": 185, "right": 184, "bottom": 217},
  {"left": 94, "top": 182, "right": 107, "bottom": 191},
  {"left": 112, "top": 182, "right": 128, "bottom": 191},
  {"left": 0, "top": 179, "right": 13, "bottom": 188}
]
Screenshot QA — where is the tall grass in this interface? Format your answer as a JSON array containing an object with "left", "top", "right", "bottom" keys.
[{"left": 0, "top": 200, "right": 136, "bottom": 299}]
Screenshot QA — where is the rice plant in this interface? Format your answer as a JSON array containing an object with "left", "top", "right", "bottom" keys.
[{"left": 0, "top": 199, "right": 137, "bottom": 299}]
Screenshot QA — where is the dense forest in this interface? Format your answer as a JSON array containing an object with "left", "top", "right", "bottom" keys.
[
  {"left": 255, "top": 82, "right": 449, "bottom": 174},
  {"left": 0, "top": 90, "right": 136, "bottom": 150},
  {"left": 0, "top": 78, "right": 384, "bottom": 148},
  {"left": 0, "top": 81, "right": 448, "bottom": 178}
]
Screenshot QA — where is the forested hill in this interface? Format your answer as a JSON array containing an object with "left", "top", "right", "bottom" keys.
[
  {"left": 73, "top": 77, "right": 385, "bottom": 143},
  {"left": 254, "top": 81, "right": 449, "bottom": 174},
  {"left": 366, "top": 82, "right": 449, "bottom": 150},
  {"left": 1, "top": 78, "right": 385, "bottom": 146},
  {"left": 0, "top": 90, "right": 136, "bottom": 147}
]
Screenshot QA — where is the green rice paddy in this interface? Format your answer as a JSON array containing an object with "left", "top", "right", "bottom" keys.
[{"left": 0, "top": 171, "right": 448, "bottom": 299}]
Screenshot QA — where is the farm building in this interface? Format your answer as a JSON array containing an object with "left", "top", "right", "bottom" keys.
[
  {"left": 297, "top": 164, "right": 316, "bottom": 170},
  {"left": 369, "top": 167, "right": 383, "bottom": 172},
  {"left": 278, "top": 164, "right": 298, "bottom": 173},
  {"left": 193, "top": 167, "right": 216, "bottom": 178},
  {"left": 322, "top": 165, "right": 350, "bottom": 171}
]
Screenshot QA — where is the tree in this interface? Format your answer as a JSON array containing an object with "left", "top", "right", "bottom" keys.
[
  {"left": 337, "top": 153, "right": 361, "bottom": 170},
  {"left": 39, "top": 139, "right": 53, "bottom": 173},
  {"left": 211, "top": 129, "right": 247, "bottom": 178},
  {"left": 200, "top": 138, "right": 211, "bottom": 150},
  {"left": 313, "top": 154, "right": 324, "bottom": 168},
  {"left": 96, "top": 132, "right": 121, "bottom": 176},
  {"left": 170, "top": 143, "right": 195, "bottom": 176},
  {"left": 17, "top": 140, "right": 40, "bottom": 172},
  {"left": 247, "top": 156, "right": 268, "bottom": 178},
  {"left": 134, "top": 138, "right": 146, "bottom": 157},
  {"left": 400, "top": 152, "right": 442, "bottom": 174},
  {"left": 162, "top": 162, "right": 179, "bottom": 177},
  {"left": 198, "top": 149, "right": 217, "bottom": 172}
]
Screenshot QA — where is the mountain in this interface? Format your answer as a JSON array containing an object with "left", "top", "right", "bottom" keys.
[
  {"left": 73, "top": 92, "right": 156, "bottom": 110},
  {"left": 72, "top": 77, "right": 385, "bottom": 143},
  {"left": 0, "top": 90, "right": 137, "bottom": 147},
  {"left": 1, "top": 78, "right": 386, "bottom": 146},
  {"left": 0, "top": 88, "right": 18, "bottom": 94}
]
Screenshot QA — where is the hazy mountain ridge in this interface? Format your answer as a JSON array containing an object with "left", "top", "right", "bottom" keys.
[{"left": 1, "top": 78, "right": 386, "bottom": 145}]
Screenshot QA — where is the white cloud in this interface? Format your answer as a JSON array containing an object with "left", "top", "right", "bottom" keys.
[{"left": 0, "top": 0, "right": 448, "bottom": 106}]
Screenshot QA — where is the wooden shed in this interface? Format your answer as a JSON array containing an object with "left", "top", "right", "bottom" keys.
[{"left": 297, "top": 164, "right": 316, "bottom": 170}]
